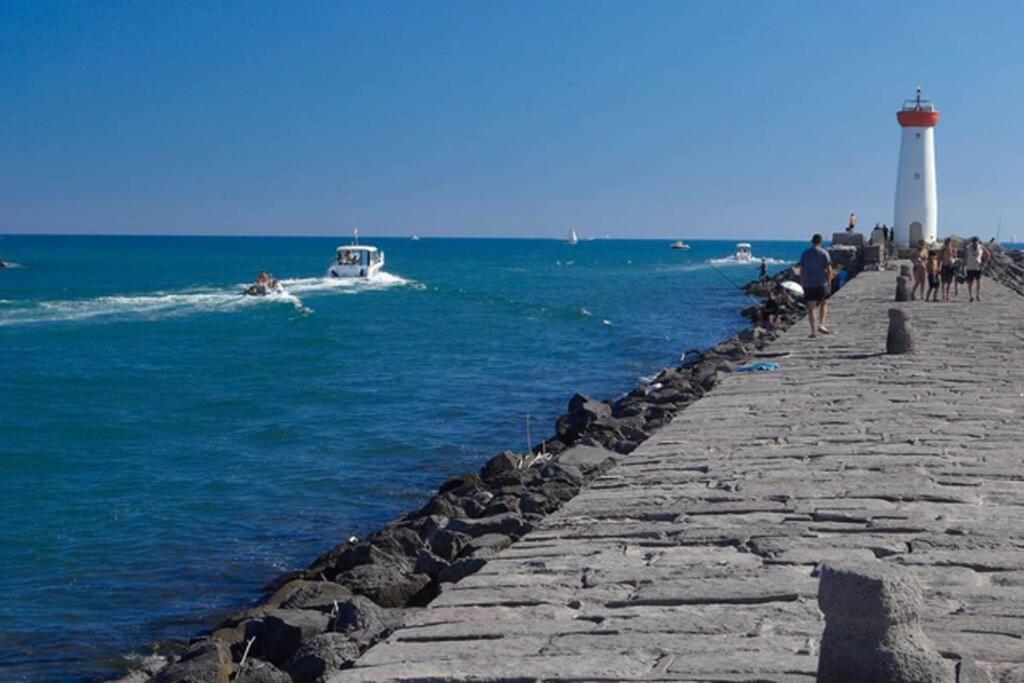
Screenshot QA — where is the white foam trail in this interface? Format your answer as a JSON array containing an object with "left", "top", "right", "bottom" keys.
[
  {"left": 708, "top": 256, "right": 788, "bottom": 266},
  {"left": 0, "top": 286, "right": 307, "bottom": 327},
  {"left": 278, "top": 271, "right": 410, "bottom": 295},
  {"left": 0, "top": 271, "right": 413, "bottom": 327},
  {"left": 1, "top": 261, "right": 25, "bottom": 268}
]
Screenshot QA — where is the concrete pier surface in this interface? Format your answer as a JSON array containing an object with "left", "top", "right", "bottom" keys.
[{"left": 334, "top": 270, "right": 1024, "bottom": 682}]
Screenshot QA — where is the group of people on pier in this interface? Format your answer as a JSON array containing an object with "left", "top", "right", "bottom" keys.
[
  {"left": 770, "top": 231, "right": 994, "bottom": 339},
  {"left": 913, "top": 236, "right": 990, "bottom": 303}
]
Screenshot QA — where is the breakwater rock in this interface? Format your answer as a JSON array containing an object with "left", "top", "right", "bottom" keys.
[
  {"left": 984, "top": 245, "right": 1024, "bottom": 296},
  {"left": 115, "top": 270, "right": 813, "bottom": 683}
]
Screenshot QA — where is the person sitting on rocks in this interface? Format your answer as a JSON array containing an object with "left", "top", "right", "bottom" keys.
[{"left": 760, "top": 290, "right": 780, "bottom": 332}]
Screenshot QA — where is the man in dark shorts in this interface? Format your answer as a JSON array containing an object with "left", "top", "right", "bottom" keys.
[
  {"left": 964, "top": 236, "right": 988, "bottom": 302},
  {"left": 799, "top": 233, "right": 832, "bottom": 337},
  {"left": 939, "top": 237, "right": 956, "bottom": 301}
]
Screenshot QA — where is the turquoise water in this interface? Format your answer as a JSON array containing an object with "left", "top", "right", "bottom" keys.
[{"left": 0, "top": 235, "right": 804, "bottom": 681}]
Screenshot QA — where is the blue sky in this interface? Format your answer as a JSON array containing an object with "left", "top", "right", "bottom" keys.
[{"left": 2, "top": 1, "right": 1023, "bottom": 239}]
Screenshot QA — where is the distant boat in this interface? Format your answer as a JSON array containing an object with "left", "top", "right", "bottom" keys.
[
  {"left": 566, "top": 228, "right": 579, "bottom": 245},
  {"left": 735, "top": 242, "right": 753, "bottom": 262},
  {"left": 410, "top": 234, "right": 420, "bottom": 241},
  {"left": 671, "top": 240, "right": 690, "bottom": 250},
  {"left": 1013, "top": 233, "right": 1019, "bottom": 243}
]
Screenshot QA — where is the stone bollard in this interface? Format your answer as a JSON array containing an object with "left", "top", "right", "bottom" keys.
[
  {"left": 817, "top": 561, "right": 949, "bottom": 683},
  {"left": 887, "top": 308, "right": 915, "bottom": 354},
  {"left": 895, "top": 275, "right": 910, "bottom": 302}
]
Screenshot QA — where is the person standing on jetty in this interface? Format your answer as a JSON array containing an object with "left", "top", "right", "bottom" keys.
[
  {"left": 964, "top": 236, "right": 990, "bottom": 301},
  {"left": 911, "top": 240, "right": 928, "bottom": 300},
  {"left": 847, "top": 212, "right": 857, "bottom": 233},
  {"left": 926, "top": 251, "right": 941, "bottom": 301},
  {"left": 939, "top": 237, "right": 957, "bottom": 301},
  {"left": 759, "top": 258, "right": 768, "bottom": 283},
  {"left": 799, "top": 234, "right": 832, "bottom": 337}
]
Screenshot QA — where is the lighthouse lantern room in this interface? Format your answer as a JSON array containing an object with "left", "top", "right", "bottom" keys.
[{"left": 894, "top": 88, "right": 940, "bottom": 248}]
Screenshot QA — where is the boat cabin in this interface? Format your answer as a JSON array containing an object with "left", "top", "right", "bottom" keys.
[{"left": 328, "top": 245, "right": 385, "bottom": 278}]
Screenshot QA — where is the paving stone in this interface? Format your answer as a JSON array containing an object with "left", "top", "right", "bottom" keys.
[{"left": 330, "top": 271, "right": 1024, "bottom": 681}]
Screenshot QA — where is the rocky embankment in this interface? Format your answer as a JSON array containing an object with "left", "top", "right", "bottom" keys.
[
  {"left": 985, "top": 245, "right": 1024, "bottom": 295},
  {"left": 116, "top": 268, "right": 811, "bottom": 683}
]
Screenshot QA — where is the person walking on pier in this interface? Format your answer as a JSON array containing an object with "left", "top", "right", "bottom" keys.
[
  {"left": 799, "top": 233, "right": 832, "bottom": 337},
  {"left": 964, "top": 236, "right": 989, "bottom": 302}
]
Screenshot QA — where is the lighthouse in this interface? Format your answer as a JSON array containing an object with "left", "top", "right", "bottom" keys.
[{"left": 893, "top": 88, "right": 940, "bottom": 247}]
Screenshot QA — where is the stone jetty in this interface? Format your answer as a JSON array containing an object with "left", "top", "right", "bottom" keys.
[{"left": 331, "top": 269, "right": 1024, "bottom": 682}]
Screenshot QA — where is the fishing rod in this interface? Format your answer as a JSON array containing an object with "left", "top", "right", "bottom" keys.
[{"left": 707, "top": 260, "right": 762, "bottom": 303}]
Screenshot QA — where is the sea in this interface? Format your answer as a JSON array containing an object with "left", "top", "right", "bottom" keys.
[{"left": 0, "top": 235, "right": 806, "bottom": 682}]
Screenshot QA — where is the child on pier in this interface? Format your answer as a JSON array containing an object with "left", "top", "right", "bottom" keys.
[{"left": 926, "top": 251, "right": 940, "bottom": 301}]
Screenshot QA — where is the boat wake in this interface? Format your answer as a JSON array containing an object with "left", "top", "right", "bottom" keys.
[
  {"left": 277, "top": 271, "right": 410, "bottom": 295},
  {"left": 0, "top": 288, "right": 305, "bottom": 327},
  {"left": 0, "top": 272, "right": 412, "bottom": 327},
  {"left": 708, "top": 256, "right": 788, "bottom": 266}
]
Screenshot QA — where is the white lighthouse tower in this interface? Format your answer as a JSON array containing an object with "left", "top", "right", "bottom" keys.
[{"left": 893, "top": 88, "right": 941, "bottom": 247}]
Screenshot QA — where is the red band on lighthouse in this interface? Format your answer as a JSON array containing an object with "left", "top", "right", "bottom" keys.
[{"left": 897, "top": 110, "right": 940, "bottom": 127}]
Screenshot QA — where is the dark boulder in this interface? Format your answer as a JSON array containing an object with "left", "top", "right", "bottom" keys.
[
  {"left": 331, "top": 595, "right": 391, "bottom": 645},
  {"left": 447, "top": 513, "right": 531, "bottom": 539},
  {"left": 483, "top": 494, "right": 521, "bottom": 517},
  {"left": 480, "top": 450, "right": 521, "bottom": 482},
  {"left": 417, "top": 493, "right": 464, "bottom": 519},
  {"left": 259, "top": 609, "right": 331, "bottom": 665},
  {"left": 304, "top": 541, "right": 392, "bottom": 581},
  {"left": 268, "top": 580, "right": 352, "bottom": 612},
  {"left": 335, "top": 563, "right": 431, "bottom": 608},
  {"left": 540, "top": 461, "right": 585, "bottom": 488},
  {"left": 556, "top": 393, "right": 620, "bottom": 442},
  {"left": 692, "top": 360, "right": 721, "bottom": 390},
  {"left": 368, "top": 524, "right": 425, "bottom": 559},
  {"left": 459, "top": 533, "right": 513, "bottom": 558},
  {"left": 438, "top": 556, "right": 489, "bottom": 584},
  {"left": 283, "top": 632, "right": 360, "bottom": 683},
  {"left": 425, "top": 528, "right": 470, "bottom": 562},
  {"left": 232, "top": 659, "right": 291, "bottom": 683},
  {"left": 413, "top": 549, "right": 449, "bottom": 575},
  {"left": 153, "top": 640, "right": 232, "bottom": 683},
  {"left": 438, "top": 473, "right": 484, "bottom": 497}
]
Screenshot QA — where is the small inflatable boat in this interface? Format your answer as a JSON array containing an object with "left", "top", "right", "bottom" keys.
[{"left": 243, "top": 280, "right": 282, "bottom": 296}]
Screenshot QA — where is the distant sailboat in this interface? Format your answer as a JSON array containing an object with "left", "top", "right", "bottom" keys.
[{"left": 566, "top": 228, "right": 579, "bottom": 245}]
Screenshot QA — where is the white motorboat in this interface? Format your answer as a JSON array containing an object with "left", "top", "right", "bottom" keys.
[
  {"left": 328, "top": 243, "right": 384, "bottom": 279},
  {"left": 566, "top": 228, "right": 579, "bottom": 245},
  {"left": 328, "top": 245, "right": 384, "bottom": 278},
  {"left": 735, "top": 242, "right": 753, "bottom": 262},
  {"left": 410, "top": 234, "right": 420, "bottom": 241},
  {"left": 671, "top": 240, "right": 690, "bottom": 250}
]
